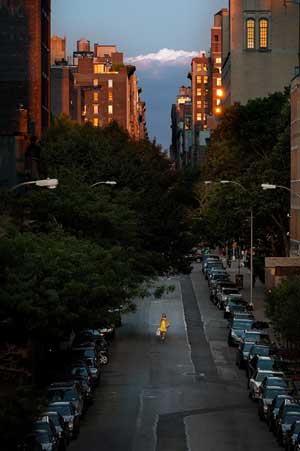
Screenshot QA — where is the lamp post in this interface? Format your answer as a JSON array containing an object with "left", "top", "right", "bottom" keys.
[
  {"left": 90, "top": 180, "right": 117, "bottom": 188},
  {"left": 11, "top": 178, "right": 58, "bottom": 191},
  {"left": 261, "top": 183, "right": 300, "bottom": 200},
  {"left": 205, "top": 179, "right": 254, "bottom": 306}
]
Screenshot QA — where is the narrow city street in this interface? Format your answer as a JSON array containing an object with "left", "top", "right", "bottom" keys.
[{"left": 69, "top": 264, "right": 281, "bottom": 451}]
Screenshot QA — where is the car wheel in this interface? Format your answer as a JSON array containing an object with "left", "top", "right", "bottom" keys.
[{"left": 100, "top": 354, "right": 109, "bottom": 365}]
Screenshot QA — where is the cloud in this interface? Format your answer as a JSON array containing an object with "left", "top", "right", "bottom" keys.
[{"left": 125, "top": 48, "right": 199, "bottom": 68}]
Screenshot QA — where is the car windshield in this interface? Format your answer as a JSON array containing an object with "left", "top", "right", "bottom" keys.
[
  {"left": 233, "top": 320, "right": 253, "bottom": 330},
  {"left": 284, "top": 413, "right": 300, "bottom": 424},
  {"left": 49, "top": 403, "right": 73, "bottom": 416},
  {"left": 48, "top": 413, "right": 59, "bottom": 426},
  {"left": 263, "top": 387, "right": 286, "bottom": 398},
  {"left": 250, "top": 346, "right": 270, "bottom": 356},
  {"left": 245, "top": 332, "right": 262, "bottom": 342},
  {"left": 35, "top": 431, "right": 50, "bottom": 442},
  {"left": 258, "top": 359, "right": 273, "bottom": 371},
  {"left": 242, "top": 342, "right": 255, "bottom": 352},
  {"left": 71, "top": 367, "right": 88, "bottom": 377},
  {"left": 48, "top": 388, "right": 78, "bottom": 402},
  {"left": 228, "top": 303, "right": 245, "bottom": 311}
]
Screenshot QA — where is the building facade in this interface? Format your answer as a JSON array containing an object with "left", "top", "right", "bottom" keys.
[
  {"left": 0, "top": 0, "right": 51, "bottom": 186},
  {"left": 70, "top": 43, "right": 146, "bottom": 140},
  {"left": 223, "top": 0, "right": 299, "bottom": 106},
  {"left": 51, "top": 35, "right": 66, "bottom": 64},
  {"left": 290, "top": 75, "right": 300, "bottom": 256},
  {"left": 170, "top": 86, "right": 192, "bottom": 168}
]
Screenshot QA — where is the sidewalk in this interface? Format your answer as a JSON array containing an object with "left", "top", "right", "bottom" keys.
[{"left": 221, "top": 257, "right": 277, "bottom": 343}]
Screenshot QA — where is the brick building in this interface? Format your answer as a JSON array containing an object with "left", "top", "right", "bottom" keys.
[
  {"left": 0, "top": 0, "right": 51, "bottom": 186},
  {"left": 70, "top": 43, "right": 147, "bottom": 140},
  {"left": 51, "top": 35, "right": 66, "bottom": 64}
]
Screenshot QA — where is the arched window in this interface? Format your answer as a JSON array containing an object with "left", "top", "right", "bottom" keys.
[
  {"left": 246, "top": 19, "right": 255, "bottom": 49},
  {"left": 259, "top": 19, "right": 269, "bottom": 49}
]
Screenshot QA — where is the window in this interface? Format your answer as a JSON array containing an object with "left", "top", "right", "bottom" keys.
[
  {"left": 93, "top": 104, "right": 98, "bottom": 115},
  {"left": 108, "top": 105, "right": 113, "bottom": 115},
  {"left": 108, "top": 91, "right": 113, "bottom": 101},
  {"left": 204, "top": 100, "right": 208, "bottom": 108},
  {"left": 196, "top": 113, "right": 202, "bottom": 121},
  {"left": 196, "top": 88, "right": 202, "bottom": 96},
  {"left": 93, "top": 118, "right": 99, "bottom": 127},
  {"left": 246, "top": 18, "right": 255, "bottom": 49},
  {"left": 108, "top": 79, "right": 113, "bottom": 88},
  {"left": 94, "top": 64, "right": 104, "bottom": 74},
  {"left": 216, "top": 99, "right": 221, "bottom": 106},
  {"left": 197, "top": 76, "right": 202, "bottom": 84},
  {"left": 94, "top": 92, "right": 99, "bottom": 102},
  {"left": 93, "top": 79, "right": 98, "bottom": 87},
  {"left": 216, "top": 57, "right": 222, "bottom": 64},
  {"left": 197, "top": 100, "right": 202, "bottom": 108},
  {"left": 203, "top": 76, "right": 208, "bottom": 84},
  {"left": 203, "top": 65, "right": 208, "bottom": 72},
  {"left": 196, "top": 63, "right": 202, "bottom": 72},
  {"left": 215, "top": 34, "right": 219, "bottom": 42},
  {"left": 259, "top": 19, "right": 268, "bottom": 49},
  {"left": 216, "top": 78, "right": 222, "bottom": 86}
]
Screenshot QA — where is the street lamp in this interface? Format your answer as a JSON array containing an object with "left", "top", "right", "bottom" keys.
[
  {"left": 11, "top": 178, "right": 58, "bottom": 191},
  {"left": 205, "top": 179, "right": 254, "bottom": 306},
  {"left": 90, "top": 180, "right": 117, "bottom": 188},
  {"left": 261, "top": 183, "right": 300, "bottom": 200}
]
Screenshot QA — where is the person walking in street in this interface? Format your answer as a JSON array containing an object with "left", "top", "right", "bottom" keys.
[{"left": 159, "top": 313, "right": 170, "bottom": 341}]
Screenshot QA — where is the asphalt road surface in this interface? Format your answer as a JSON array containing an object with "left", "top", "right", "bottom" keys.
[{"left": 70, "top": 264, "right": 281, "bottom": 451}]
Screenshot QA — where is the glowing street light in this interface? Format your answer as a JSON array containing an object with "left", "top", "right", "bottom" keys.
[
  {"left": 11, "top": 178, "right": 58, "bottom": 191},
  {"left": 90, "top": 180, "right": 117, "bottom": 188}
]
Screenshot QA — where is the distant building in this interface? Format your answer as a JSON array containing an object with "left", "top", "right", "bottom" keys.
[
  {"left": 0, "top": 0, "right": 51, "bottom": 186},
  {"left": 290, "top": 75, "right": 300, "bottom": 256},
  {"left": 170, "top": 86, "right": 192, "bottom": 168},
  {"left": 70, "top": 43, "right": 146, "bottom": 140},
  {"left": 223, "top": 0, "right": 299, "bottom": 106},
  {"left": 51, "top": 63, "right": 75, "bottom": 118},
  {"left": 51, "top": 35, "right": 67, "bottom": 65}
]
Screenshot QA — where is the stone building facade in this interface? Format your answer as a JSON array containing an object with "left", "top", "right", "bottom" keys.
[{"left": 223, "top": 0, "right": 299, "bottom": 106}]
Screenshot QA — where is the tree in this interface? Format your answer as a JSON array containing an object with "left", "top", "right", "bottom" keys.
[
  {"left": 195, "top": 91, "right": 290, "bottom": 256},
  {"left": 265, "top": 277, "right": 300, "bottom": 343}
]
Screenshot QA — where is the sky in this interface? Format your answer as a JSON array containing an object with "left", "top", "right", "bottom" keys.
[{"left": 52, "top": 0, "right": 227, "bottom": 149}]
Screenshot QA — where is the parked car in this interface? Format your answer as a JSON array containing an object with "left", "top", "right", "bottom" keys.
[
  {"left": 224, "top": 298, "right": 250, "bottom": 319},
  {"left": 48, "top": 401, "right": 80, "bottom": 439},
  {"left": 236, "top": 341, "right": 255, "bottom": 368},
  {"left": 258, "top": 385, "right": 287, "bottom": 420},
  {"left": 48, "top": 382, "right": 84, "bottom": 417},
  {"left": 32, "top": 419, "right": 59, "bottom": 451},
  {"left": 228, "top": 319, "right": 254, "bottom": 347},
  {"left": 44, "top": 411, "right": 69, "bottom": 450},
  {"left": 284, "top": 420, "right": 300, "bottom": 450},
  {"left": 267, "top": 394, "right": 293, "bottom": 432},
  {"left": 247, "top": 343, "right": 271, "bottom": 362},
  {"left": 249, "top": 370, "right": 284, "bottom": 400},
  {"left": 216, "top": 287, "right": 240, "bottom": 310},
  {"left": 277, "top": 412, "right": 300, "bottom": 446},
  {"left": 293, "top": 432, "right": 300, "bottom": 451},
  {"left": 27, "top": 429, "right": 56, "bottom": 451},
  {"left": 205, "top": 261, "right": 225, "bottom": 280},
  {"left": 247, "top": 355, "right": 274, "bottom": 380},
  {"left": 275, "top": 399, "right": 300, "bottom": 441},
  {"left": 213, "top": 281, "right": 238, "bottom": 305}
]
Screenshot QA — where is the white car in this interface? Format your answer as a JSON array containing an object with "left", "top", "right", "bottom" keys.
[{"left": 248, "top": 370, "right": 284, "bottom": 399}]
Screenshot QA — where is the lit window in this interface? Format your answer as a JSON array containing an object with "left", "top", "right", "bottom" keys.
[
  {"left": 259, "top": 19, "right": 268, "bottom": 49},
  {"left": 93, "top": 79, "right": 98, "bottom": 87},
  {"left": 94, "top": 64, "right": 104, "bottom": 74},
  {"left": 108, "top": 91, "right": 113, "bottom": 101},
  {"left": 93, "top": 104, "right": 98, "bottom": 115},
  {"left": 203, "top": 113, "right": 206, "bottom": 121},
  {"left": 246, "top": 19, "right": 255, "bottom": 49},
  {"left": 94, "top": 92, "right": 99, "bottom": 102},
  {"left": 196, "top": 88, "right": 202, "bottom": 96},
  {"left": 216, "top": 57, "right": 222, "bottom": 64},
  {"left": 216, "top": 99, "right": 221, "bottom": 105},
  {"left": 204, "top": 76, "right": 208, "bottom": 84},
  {"left": 215, "top": 107, "right": 222, "bottom": 115},
  {"left": 203, "top": 65, "right": 208, "bottom": 72},
  {"left": 216, "top": 88, "right": 224, "bottom": 97},
  {"left": 108, "top": 105, "right": 113, "bottom": 115},
  {"left": 93, "top": 118, "right": 99, "bottom": 127},
  {"left": 196, "top": 64, "right": 202, "bottom": 71},
  {"left": 197, "top": 100, "right": 202, "bottom": 108},
  {"left": 196, "top": 113, "right": 202, "bottom": 121},
  {"left": 204, "top": 101, "right": 208, "bottom": 108},
  {"left": 216, "top": 78, "right": 222, "bottom": 86},
  {"left": 197, "top": 76, "right": 202, "bottom": 84},
  {"left": 108, "top": 79, "right": 113, "bottom": 88}
]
